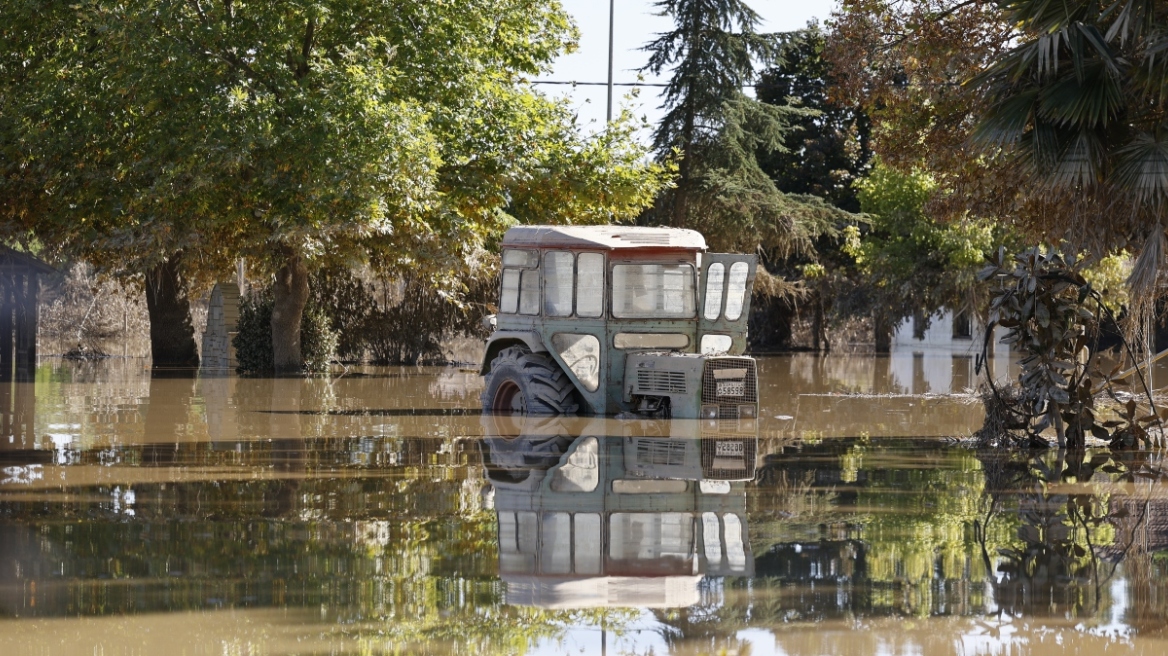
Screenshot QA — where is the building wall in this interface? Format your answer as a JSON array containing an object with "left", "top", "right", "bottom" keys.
[{"left": 890, "top": 309, "right": 1012, "bottom": 394}]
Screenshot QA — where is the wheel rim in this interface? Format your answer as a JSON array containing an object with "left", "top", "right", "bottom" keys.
[{"left": 493, "top": 380, "right": 527, "bottom": 414}]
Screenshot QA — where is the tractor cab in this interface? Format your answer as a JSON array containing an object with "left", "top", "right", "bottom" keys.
[{"left": 480, "top": 226, "right": 758, "bottom": 418}]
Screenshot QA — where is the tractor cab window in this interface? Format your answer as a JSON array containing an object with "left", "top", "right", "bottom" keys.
[
  {"left": 576, "top": 253, "right": 604, "bottom": 318},
  {"left": 543, "top": 251, "right": 574, "bottom": 316},
  {"left": 500, "top": 249, "right": 539, "bottom": 315},
  {"left": 543, "top": 251, "right": 605, "bottom": 318},
  {"left": 612, "top": 263, "right": 696, "bottom": 319}
]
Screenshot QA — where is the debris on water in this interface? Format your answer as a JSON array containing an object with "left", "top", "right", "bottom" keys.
[
  {"left": 798, "top": 391, "right": 980, "bottom": 404},
  {"left": 62, "top": 344, "right": 111, "bottom": 360},
  {"left": 775, "top": 415, "right": 794, "bottom": 420}
]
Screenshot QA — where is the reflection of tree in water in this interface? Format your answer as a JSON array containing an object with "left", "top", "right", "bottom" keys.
[{"left": 975, "top": 447, "right": 1168, "bottom": 627}]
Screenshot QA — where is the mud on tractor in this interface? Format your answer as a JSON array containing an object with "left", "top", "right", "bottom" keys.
[{"left": 480, "top": 225, "right": 758, "bottom": 419}]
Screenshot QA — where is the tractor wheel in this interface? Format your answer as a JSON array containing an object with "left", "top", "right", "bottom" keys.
[{"left": 481, "top": 346, "right": 580, "bottom": 415}]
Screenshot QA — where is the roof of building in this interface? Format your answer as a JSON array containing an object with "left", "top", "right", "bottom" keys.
[
  {"left": 501, "top": 225, "right": 707, "bottom": 251},
  {"left": 0, "top": 245, "right": 56, "bottom": 275}
]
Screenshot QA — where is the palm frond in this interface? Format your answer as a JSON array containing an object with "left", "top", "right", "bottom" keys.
[{"left": 1113, "top": 131, "right": 1168, "bottom": 204}]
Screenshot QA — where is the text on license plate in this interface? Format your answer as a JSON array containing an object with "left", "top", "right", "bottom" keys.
[
  {"left": 715, "top": 441, "right": 744, "bottom": 457},
  {"left": 716, "top": 380, "right": 745, "bottom": 397}
]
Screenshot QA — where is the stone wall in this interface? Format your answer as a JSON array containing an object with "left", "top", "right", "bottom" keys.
[{"left": 200, "top": 283, "right": 240, "bottom": 373}]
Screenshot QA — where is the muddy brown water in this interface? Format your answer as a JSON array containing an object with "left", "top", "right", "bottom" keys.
[{"left": 1, "top": 354, "right": 1168, "bottom": 655}]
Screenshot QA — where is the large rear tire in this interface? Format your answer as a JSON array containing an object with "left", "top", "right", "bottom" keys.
[{"left": 481, "top": 346, "right": 580, "bottom": 415}]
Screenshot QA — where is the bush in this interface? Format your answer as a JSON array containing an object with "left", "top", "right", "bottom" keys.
[
  {"left": 308, "top": 266, "right": 374, "bottom": 361},
  {"left": 361, "top": 271, "right": 495, "bottom": 365},
  {"left": 233, "top": 291, "right": 337, "bottom": 375}
]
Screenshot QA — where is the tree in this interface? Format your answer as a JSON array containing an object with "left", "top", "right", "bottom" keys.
[
  {"left": 825, "top": 1, "right": 1039, "bottom": 272},
  {"left": 757, "top": 24, "right": 872, "bottom": 213},
  {"left": 846, "top": 161, "right": 998, "bottom": 351},
  {"left": 640, "top": 0, "right": 852, "bottom": 255},
  {"left": 748, "top": 24, "right": 873, "bottom": 350},
  {"left": 1, "top": 0, "right": 667, "bottom": 372},
  {"left": 971, "top": 0, "right": 1168, "bottom": 322}
]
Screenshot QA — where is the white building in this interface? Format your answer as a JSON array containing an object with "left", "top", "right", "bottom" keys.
[{"left": 890, "top": 309, "right": 1012, "bottom": 394}]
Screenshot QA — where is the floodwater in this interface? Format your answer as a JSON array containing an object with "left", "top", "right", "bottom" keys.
[{"left": 1, "top": 353, "right": 1168, "bottom": 655}]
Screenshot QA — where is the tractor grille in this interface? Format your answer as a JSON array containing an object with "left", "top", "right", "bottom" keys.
[
  {"left": 636, "top": 438, "right": 688, "bottom": 466},
  {"left": 636, "top": 369, "right": 688, "bottom": 394},
  {"left": 700, "top": 436, "right": 757, "bottom": 480},
  {"left": 701, "top": 358, "right": 758, "bottom": 418}
]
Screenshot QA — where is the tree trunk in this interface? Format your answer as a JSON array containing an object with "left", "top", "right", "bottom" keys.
[
  {"left": 271, "top": 245, "right": 309, "bottom": 374},
  {"left": 813, "top": 289, "right": 829, "bottom": 353},
  {"left": 672, "top": 85, "right": 696, "bottom": 228},
  {"left": 874, "top": 310, "right": 892, "bottom": 354},
  {"left": 145, "top": 254, "right": 200, "bottom": 369}
]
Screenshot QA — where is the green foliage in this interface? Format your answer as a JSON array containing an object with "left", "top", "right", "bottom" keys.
[
  {"left": 300, "top": 305, "right": 339, "bottom": 374},
  {"left": 971, "top": 0, "right": 1168, "bottom": 300},
  {"left": 842, "top": 161, "right": 998, "bottom": 335},
  {"left": 1, "top": 0, "right": 667, "bottom": 299},
  {"left": 233, "top": 295, "right": 276, "bottom": 376},
  {"left": 640, "top": 0, "right": 855, "bottom": 255},
  {"left": 302, "top": 264, "right": 495, "bottom": 366},
  {"left": 308, "top": 267, "right": 375, "bottom": 361},
  {"left": 362, "top": 270, "right": 495, "bottom": 366},
  {"left": 234, "top": 291, "right": 337, "bottom": 375},
  {"left": 979, "top": 246, "right": 1162, "bottom": 448},
  {"left": 757, "top": 24, "right": 872, "bottom": 213}
]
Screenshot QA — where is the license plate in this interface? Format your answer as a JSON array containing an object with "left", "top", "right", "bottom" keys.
[
  {"left": 716, "top": 380, "right": 745, "bottom": 397},
  {"left": 715, "top": 441, "right": 744, "bottom": 457}
]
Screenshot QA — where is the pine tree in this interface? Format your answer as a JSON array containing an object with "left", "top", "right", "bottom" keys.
[
  {"left": 756, "top": 25, "right": 872, "bottom": 213},
  {"left": 641, "top": 0, "right": 851, "bottom": 255}
]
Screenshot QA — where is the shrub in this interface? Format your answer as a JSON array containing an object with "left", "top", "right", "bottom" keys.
[
  {"left": 978, "top": 247, "right": 1163, "bottom": 448},
  {"left": 233, "top": 291, "right": 337, "bottom": 375},
  {"left": 308, "top": 266, "right": 375, "bottom": 361}
]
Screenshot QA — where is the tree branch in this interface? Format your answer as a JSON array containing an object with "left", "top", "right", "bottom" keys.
[{"left": 297, "top": 17, "right": 316, "bottom": 80}]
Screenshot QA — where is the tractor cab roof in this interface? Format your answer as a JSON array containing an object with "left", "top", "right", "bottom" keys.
[{"left": 501, "top": 225, "right": 707, "bottom": 252}]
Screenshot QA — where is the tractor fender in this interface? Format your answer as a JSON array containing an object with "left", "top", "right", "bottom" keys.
[{"left": 480, "top": 331, "right": 549, "bottom": 375}]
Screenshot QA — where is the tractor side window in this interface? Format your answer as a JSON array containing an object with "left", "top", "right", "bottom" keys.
[
  {"left": 543, "top": 251, "right": 574, "bottom": 316},
  {"left": 500, "top": 269, "right": 521, "bottom": 314},
  {"left": 576, "top": 253, "right": 604, "bottom": 318},
  {"left": 703, "top": 262, "right": 725, "bottom": 320},
  {"left": 518, "top": 270, "right": 540, "bottom": 315},
  {"left": 724, "top": 262, "right": 749, "bottom": 321},
  {"left": 612, "top": 264, "right": 696, "bottom": 319},
  {"left": 500, "top": 249, "right": 540, "bottom": 315}
]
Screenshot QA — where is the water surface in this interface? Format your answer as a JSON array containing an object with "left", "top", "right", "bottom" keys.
[{"left": 2, "top": 354, "right": 1167, "bottom": 655}]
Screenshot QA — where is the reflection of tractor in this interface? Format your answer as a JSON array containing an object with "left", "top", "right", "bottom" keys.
[
  {"left": 480, "top": 226, "right": 758, "bottom": 418},
  {"left": 481, "top": 416, "right": 756, "bottom": 608}
]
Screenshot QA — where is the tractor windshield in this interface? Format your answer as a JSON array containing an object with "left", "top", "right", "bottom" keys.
[{"left": 611, "top": 263, "right": 696, "bottom": 319}]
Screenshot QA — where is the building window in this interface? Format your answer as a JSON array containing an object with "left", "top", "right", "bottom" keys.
[{"left": 953, "top": 310, "right": 972, "bottom": 339}]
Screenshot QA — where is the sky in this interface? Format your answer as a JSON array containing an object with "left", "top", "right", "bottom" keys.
[{"left": 543, "top": 0, "right": 840, "bottom": 138}]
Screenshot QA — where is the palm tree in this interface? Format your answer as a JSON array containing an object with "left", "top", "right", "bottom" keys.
[{"left": 973, "top": 0, "right": 1168, "bottom": 319}]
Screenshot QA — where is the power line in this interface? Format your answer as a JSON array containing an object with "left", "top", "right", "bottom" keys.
[{"left": 531, "top": 80, "right": 669, "bottom": 87}]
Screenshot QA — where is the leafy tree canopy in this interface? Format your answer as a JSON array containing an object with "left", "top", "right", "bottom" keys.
[
  {"left": 844, "top": 160, "right": 1000, "bottom": 334},
  {"left": 1, "top": 0, "right": 667, "bottom": 283}
]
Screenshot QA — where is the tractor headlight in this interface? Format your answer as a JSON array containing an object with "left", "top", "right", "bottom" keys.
[
  {"left": 738, "top": 404, "right": 756, "bottom": 419},
  {"left": 701, "top": 404, "right": 720, "bottom": 420}
]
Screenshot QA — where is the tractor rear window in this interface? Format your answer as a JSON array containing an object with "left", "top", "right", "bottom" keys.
[{"left": 611, "top": 264, "right": 696, "bottom": 319}]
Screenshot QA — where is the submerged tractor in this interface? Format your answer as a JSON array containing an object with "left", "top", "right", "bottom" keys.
[{"left": 480, "top": 225, "right": 758, "bottom": 419}]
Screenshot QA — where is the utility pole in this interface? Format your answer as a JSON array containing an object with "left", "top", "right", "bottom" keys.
[{"left": 606, "top": 0, "right": 615, "bottom": 122}]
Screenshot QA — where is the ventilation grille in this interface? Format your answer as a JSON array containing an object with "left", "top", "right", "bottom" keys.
[
  {"left": 701, "top": 437, "right": 757, "bottom": 480},
  {"left": 636, "top": 370, "right": 688, "bottom": 394},
  {"left": 636, "top": 439, "right": 687, "bottom": 466},
  {"left": 701, "top": 358, "right": 758, "bottom": 418}
]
